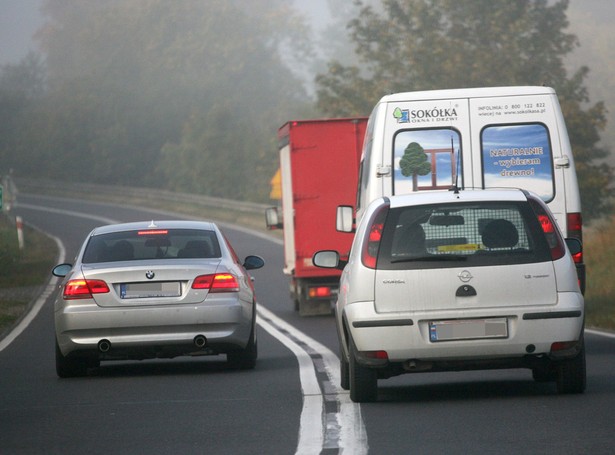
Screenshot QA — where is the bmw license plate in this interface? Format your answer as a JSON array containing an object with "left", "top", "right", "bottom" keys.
[
  {"left": 429, "top": 318, "right": 508, "bottom": 342},
  {"left": 120, "top": 282, "right": 181, "bottom": 299}
]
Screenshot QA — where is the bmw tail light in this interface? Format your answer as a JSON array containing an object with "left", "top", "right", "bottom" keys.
[
  {"left": 63, "top": 279, "right": 110, "bottom": 299},
  {"left": 193, "top": 273, "right": 239, "bottom": 292},
  {"left": 361, "top": 203, "right": 389, "bottom": 269}
]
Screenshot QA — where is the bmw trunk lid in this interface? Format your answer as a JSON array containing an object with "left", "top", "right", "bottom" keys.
[{"left": 80, "top": 260, "right": 222, "bottom": 307}]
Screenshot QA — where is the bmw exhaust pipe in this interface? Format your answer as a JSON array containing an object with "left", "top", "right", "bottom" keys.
[
  {"left": 98, "top": 339, "right": 111, "bottom": 353},
  {"left": 193, "top": 335, "right": 207, "bottom": 349}
]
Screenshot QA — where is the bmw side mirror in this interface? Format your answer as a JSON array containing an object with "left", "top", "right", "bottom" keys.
[
  {"left": 243, "top": 255, "right": 265, "bottom": 270},
  {"left": 52, "top": 263, "right": 73, "bottom": 278}
]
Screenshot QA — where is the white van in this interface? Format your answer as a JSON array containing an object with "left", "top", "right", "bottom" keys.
[{"left": 346, "top": 86, "right": 585, "bottom": 291}]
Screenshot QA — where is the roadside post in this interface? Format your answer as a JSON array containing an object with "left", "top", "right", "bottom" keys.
[{"left": 16, "top": 215, "right": 24, "bottom": 250}]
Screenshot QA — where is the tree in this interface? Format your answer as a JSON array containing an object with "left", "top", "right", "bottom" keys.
[
  {"left": 0, "top": 53, "right": 46, "bottom": 173},
  {"left": 400, "top": 142, "right": 431, "bottom": 191},
  {"left": 316, "top": 0, "right": 613, "bottom": 220},
  {"left": 15, "top": 0, "right": 311, "bottom": 199}
]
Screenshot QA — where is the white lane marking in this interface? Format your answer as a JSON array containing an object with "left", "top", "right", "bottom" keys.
[
  {"left": 258, "top": 306, "right": 368, "bottom": 455},
  {"left": 16, "top": 202, "right": 119, "bottom": 225},
  {"left": 586, "top": 328, "right": 615, "bottom": 339},
  {"left": 256, "top": 309, "right": 324, "bottom": 454},
  {"left": 0, "top": 233, "right": 65, "bottom": 352}
]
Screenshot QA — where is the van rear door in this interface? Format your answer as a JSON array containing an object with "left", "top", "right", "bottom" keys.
[
  {"left": 468, "top": 92, "right": 568, "bottom": 231},
  {"left": 383, "top": 97, "right": 473, "bottom": 194}
]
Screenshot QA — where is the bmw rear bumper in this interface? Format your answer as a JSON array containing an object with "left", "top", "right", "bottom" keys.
[{"left": 55, "top": 297, "right": 254, "bottom": 358}]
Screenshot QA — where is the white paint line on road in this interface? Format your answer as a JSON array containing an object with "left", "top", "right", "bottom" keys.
[
  {"left": 15, "top": 202, "right": 119, "bottom": 225},
  {"left": 258, "top": 305, "right": 368, "bottom": 455},
  {"left": 0, "top": 233, "right": 65, "bottom": 352}
]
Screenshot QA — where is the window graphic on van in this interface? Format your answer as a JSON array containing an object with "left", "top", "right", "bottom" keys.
[
  {"left": 393, "top": 128, "right": 462, "bottom": 193},
  {"left": 481, "top": 124, "right": 554, "bottom": 201}
]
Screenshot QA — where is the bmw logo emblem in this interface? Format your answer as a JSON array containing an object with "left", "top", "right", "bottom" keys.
[{"left": 145, "top": 271, "right": 155, "bottom": 280}]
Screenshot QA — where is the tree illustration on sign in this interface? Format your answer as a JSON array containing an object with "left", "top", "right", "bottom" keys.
[{"left": 400, "top": 142, "right": 431, "bottom": 191}]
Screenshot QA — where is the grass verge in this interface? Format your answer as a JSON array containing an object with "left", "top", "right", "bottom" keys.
[
  {"left": 584, "top": 216, "right": 615, "bottom": 330},
  {"left": 0, "top": 215, "right": 58, "bottom": 336}
]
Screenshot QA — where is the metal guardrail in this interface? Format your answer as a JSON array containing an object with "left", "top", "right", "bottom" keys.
[{"left": 15, "top": 178, "right": 270, "bottom": 215}]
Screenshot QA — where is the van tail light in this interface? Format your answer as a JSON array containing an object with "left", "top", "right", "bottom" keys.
[
  {"left": 566, "top": 212, "right": 583, "bottom": 242},
  {"left": 63, "top": 279, "right": 110, "bottom": 299},
  {"left": 528, "top": 198, "right": 565, "bottom": 261},
  {"left": 361, "top": 204, "right": 389, "bottom": 269},
  {"left": 567, "top": 213, "right": 583, "bottom": 263},
  {"left": 193, "top": 273, "right": 240, "bottom": 292}
]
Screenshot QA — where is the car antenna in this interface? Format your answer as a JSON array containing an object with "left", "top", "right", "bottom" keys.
[{"left": 450, "top": 135, "right": 461, "bottom": 194}]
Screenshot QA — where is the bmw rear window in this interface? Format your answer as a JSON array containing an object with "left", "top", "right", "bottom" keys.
[
  {"left": 376, "top": 201, "right": 552, "bottom": 270},
  {"left": 82, "top": 229, "right": 221, "bottom": 263}
]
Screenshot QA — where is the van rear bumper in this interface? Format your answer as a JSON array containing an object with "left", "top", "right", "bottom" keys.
[{"left": 344, "top": 295, "right": 584, "bottom": 364}]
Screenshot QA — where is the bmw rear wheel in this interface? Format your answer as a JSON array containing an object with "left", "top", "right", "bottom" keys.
[
  {"left": 227, "top": 326, "right": 257, "bottom": 370},
  {"left": 55, "top": 339, "right": 93, "bottom": 378}
]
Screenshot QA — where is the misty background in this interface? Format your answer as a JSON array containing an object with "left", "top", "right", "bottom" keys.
[{"left": 0, "top": 0, "right": 613, "bottom": 220}]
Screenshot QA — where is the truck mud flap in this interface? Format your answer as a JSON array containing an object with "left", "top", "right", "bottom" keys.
[{"left": 299, "top": 299, "right": 334, "bottom": 317}]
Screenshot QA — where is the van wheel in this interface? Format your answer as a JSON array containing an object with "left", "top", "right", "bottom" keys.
[
  {"left": 532, "top": 364, "right": 556, "bottom": 383},
  {"left": 349, "top": 343, "right": 377, "bottom": 402},
  {"left": 556, "top": 341, "right": 586, "bottom": 394},
  {"left": 55, "top": 339, "right": 90, "bottom": 378},
  {"left": 340, "top": 346, "right": 350, "bottom": 390}
]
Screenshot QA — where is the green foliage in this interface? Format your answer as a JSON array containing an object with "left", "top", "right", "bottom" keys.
[
  {"left": 399, "top": 142, "right": 431, "bottom": 191},
  {"left": 316, "top": 0, "right": 613, "bottom": 220},
  {"left": 584, "top": 216, "right": 615, "bottom": 329},
  {"left": 1, "top": 0, "right": 312, "bottom": 201},
  {"left": 0, "top": 217, "right": 19, "bottom": 277}
]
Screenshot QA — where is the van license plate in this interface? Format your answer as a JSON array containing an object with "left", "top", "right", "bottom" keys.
[{"left": 429, "top": 318, "right": 508, "bottom": 342}]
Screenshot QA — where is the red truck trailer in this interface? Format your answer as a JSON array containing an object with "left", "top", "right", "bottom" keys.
[{"left": 266, "top": 118, "right": 367, "bottom": 316}]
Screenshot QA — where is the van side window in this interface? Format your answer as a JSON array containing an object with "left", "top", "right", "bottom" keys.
[
  {"left": 392, "top": 128, "right": 462, "bottom": 194},
  {"left": 481, "top": 123, "right": 555, "bottom": 202}
]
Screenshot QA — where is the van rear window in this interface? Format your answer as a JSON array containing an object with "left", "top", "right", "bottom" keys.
[
  {"left": 377, "top": 201, "right": 551, "bottom": 270},
  {"left": 481, "top": 123, "right": 555, "bottom": 202},
  {"left": 392, "top": 128, "right": 462, "bottom": 193}
]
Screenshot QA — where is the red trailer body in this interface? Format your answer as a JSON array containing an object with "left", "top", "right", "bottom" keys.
[{"left": 267, "top": 118, "right": 367, "bottom": 315}]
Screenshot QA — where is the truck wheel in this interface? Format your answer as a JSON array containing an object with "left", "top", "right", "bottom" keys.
[
  {"left": 55, "top": 339, "right": 90, "bottom": 378},
  {"left": 556, "top": 341, "right": 586, "bottom": 394},
  {"left": 349, "top": 342, "right": 377, "bottom": 402}
]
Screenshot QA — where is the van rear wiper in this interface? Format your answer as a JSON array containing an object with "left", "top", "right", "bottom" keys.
[{"left": 391, "top": 255, "right": 468, "bottom": 263}]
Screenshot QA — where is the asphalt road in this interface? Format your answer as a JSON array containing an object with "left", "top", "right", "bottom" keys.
[{"left": 1, "top": 194, "right": 614, "bottom": 454}]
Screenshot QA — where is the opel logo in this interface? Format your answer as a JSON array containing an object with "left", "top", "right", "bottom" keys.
[
  {"left": 458, "top": 270, "right": 473, "bottom": 283},
  {"left": 145, "top": 271, "right": 155, "bottom": 280}
]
